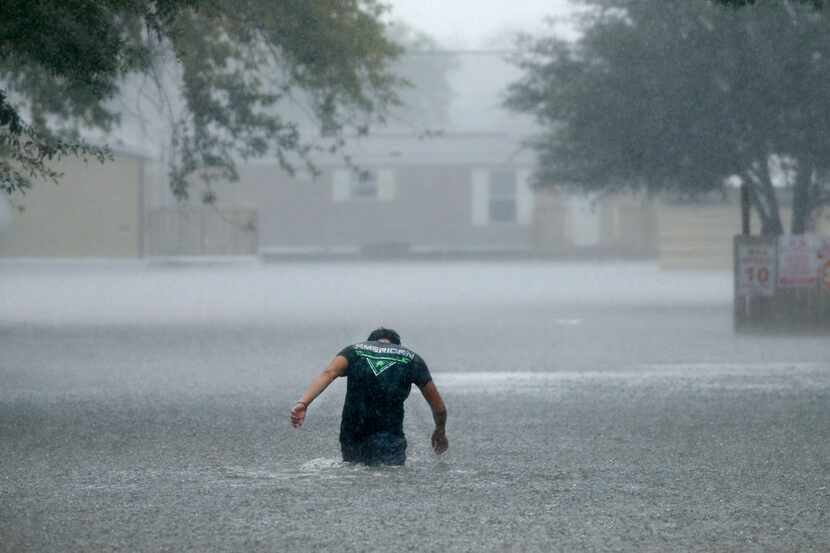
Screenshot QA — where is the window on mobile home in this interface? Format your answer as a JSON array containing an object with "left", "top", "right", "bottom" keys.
[
  {"left": 333, "top": 169, "right": 396, "bottom": 202},
  {"left": 489, "top": 170, "right": 517, "bottom": 223}
]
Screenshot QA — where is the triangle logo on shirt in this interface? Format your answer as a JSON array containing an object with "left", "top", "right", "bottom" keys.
[{"left": 365, "top": 357, "right": 398, "bottom": 376}]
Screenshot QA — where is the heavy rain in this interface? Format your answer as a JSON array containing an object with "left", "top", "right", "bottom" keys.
[{"left": 1, "top": 1, "right": 830, "bottom": 552}]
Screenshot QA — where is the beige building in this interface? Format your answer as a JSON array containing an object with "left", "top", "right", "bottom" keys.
[
  {"left": 532, "top": 189, "right": 657, "bottom": 258},
  {"left": 656, "top": 191, "right": 799, "bottom": 271},
  {"left": 0, "top": 147, "right": 258, "bottom": 258},
  {"left": 0, "top": 148, "right": 150, "bottom": 258}
]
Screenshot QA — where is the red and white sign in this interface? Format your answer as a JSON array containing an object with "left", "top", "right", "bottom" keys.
[
  {"left": 737, "top": 242, "right": 776, "bottom": 297},
  {"left": 778, "top": 234, "right": 822, "bottom": 288}
]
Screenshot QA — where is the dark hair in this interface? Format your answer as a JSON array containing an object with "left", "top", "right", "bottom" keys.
[{"left": 367, "top": 327, "right": 401, "bottom": 345}]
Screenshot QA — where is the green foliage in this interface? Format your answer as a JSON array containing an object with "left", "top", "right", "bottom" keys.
[
  {"left": 1, "top": 90, "right": 111, "bottom": 194},
  {"left": 0, "top": 0, "right": 403, "bottom": 199},
  {"left": 507, "top": 0, "right": 830, "bottom": 235}
]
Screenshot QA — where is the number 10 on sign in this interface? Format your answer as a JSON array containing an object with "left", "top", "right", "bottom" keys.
[{"left": 737, "top": 243, "right": 776, "bottom": 297}]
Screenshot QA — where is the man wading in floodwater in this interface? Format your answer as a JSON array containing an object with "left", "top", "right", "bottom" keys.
[{"left": 290, "top": 328, "right": 448, "bottom": 465}]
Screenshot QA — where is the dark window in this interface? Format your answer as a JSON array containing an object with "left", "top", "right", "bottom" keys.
[
  {"left": 489, "top": 170, "right": 516, "bottom": 223},
  {"left": 351, "top": 171, "right": 379, "bottom": 199},
  {"left": 490, "top": 198, "right": 517, "bottom": 222}
]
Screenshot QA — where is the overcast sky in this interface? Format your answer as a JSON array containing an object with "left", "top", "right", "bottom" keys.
[{"left": 386, "top": 0, "right": 581, "bottom": 47}]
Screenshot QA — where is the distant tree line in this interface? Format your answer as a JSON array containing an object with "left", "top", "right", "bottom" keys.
[{"left": 508, "top": 0, "right": 830, "bottom": 235}]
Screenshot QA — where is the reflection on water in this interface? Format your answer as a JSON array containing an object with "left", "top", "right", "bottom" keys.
[{"left": 437, "top": 364, "right": 830, "bottom": 393}]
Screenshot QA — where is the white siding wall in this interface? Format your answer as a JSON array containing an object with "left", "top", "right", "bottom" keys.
[
  {"left": 332, "top": 169, "right": 351, "bottom": 202},
  {"left": 472, "top": 169, "right": 490, "bottom": 226},
  {"left": 516, "top": 169, "right": 534, "bottom": 226},
  {"left": 377, "top": 169, "right": 397, "bottom": 202}
]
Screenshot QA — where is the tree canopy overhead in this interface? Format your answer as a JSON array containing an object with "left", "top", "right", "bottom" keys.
[
  {"left": 506, "top": 0, "right": 830, "bottom": 235},
  {"left": 713, "top": 0, "right": 824, "bottom": 8},
  {"left": 0, "top": 0, "right": 405, "bottom": 198}
]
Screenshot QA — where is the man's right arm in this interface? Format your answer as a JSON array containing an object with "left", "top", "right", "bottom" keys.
[
  {"left": 419, "top": 381, "right": 448, "bottom": 454},
  {"left": 290, "top": 354, "right": 348, "bottom": 428}
]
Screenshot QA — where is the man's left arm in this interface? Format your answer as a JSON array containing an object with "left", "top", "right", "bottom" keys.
[
  {"left": 412, "top": 355, "right": 448, "bottom": 455},
  {"left": 290, "top": 355, "right": 348, "bottom": 428},
  {"left": 418, "top": 380, "right": 448, "bottom": 454}
]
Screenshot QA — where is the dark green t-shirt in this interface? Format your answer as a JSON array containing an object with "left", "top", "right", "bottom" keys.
[{"left": 337, "top": 341, "right": 432, "bottom": 443}]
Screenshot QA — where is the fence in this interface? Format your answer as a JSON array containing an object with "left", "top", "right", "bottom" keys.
[
  {"left": 145, "top": 206, "right": 258, "bottom": 257},
  {"left": 734, "top": 234, "right": 830, "bottom": 331}
]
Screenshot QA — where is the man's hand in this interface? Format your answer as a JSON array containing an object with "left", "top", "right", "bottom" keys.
[
  {"left": 431, "top": 429, "right": 448, "bottom": 455},
  {"left": 290, "top": 402, "right": 307, "bottom": 428},
  {"left": 419, "top": 381, "right": 448, "bottom": 455}
]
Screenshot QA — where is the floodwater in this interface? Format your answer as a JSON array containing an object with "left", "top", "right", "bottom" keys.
[{"left": 1, "top": 261, "right": 828, "bottom": 552}]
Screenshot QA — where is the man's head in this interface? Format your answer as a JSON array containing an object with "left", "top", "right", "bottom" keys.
[{"left": 367, "top": 327, "right": 401, "bottom": 345}]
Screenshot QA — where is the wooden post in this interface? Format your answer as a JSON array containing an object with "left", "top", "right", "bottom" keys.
[
  {"left": 740, "top": 182, "right": 751, "bottom": 236},
  {"left": 734, "top": 235, "right": 743, "bottom": 331}
]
